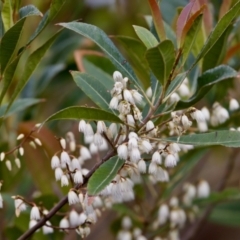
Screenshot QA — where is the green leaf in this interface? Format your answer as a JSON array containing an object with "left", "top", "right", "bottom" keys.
[
  {"left": 19, "top": 5, "right": 42, "bottom": 19},
  {"left": 1, "top": 0, "right": 13, "bottom": 31},
  {"left": 193, "top": 1, "right": 240, "bottom": 67},
  {"left": 28, "top": 0, "right": 66, "bottom": 44},
  {"left": 59, "top": 22, "right": 139, "bottom": 86},
  {"left": 87, "top": 156, "right": 125, "bottom": 195},
  {"left": 133, "top": 25, "right": 158, "bottom": 49},
  {"left": 176, "top": 65, "right": 237, "bottom": 110},
  {"left": 181, "top": 14, "right": 203, "bottom": 65},
  {"left": 0, "top": 9, "right": 41, "bottom": 74},
  {"left": 146, "top": 40, "right": 175, "bottom": 86},
  {"left": 70, "top": 71, "right": 113, "bottom": 113},
  {"left": 144, "top": 16, "right": 176, "bottom": 46},
  {"left": 164, "top": 21, "right": 177, "bottom": 47},
  {"left": 5, "top": 31, "right": 61, "bottom": 113},
  {"left": 0, "top": 98, "right": 43, "bottom": 118},
  {"left": 210, "top": 202, "right": 240, "bottom": 227},
  {"left": 82, "top": 59, "right": 114, "bottom": 89},
  {"left": 164, "top": 72, "right": 187, "bottom": 101},
  {"left": 43, "top": 106, "right": 122, "bottom": 125},
  {"left": 115, "top": 36, "right": 150, "bottom": 88},
  {"left": 194, "top": 188, "right": 240, "bottom": 206},
  {"left": 202, "top": 25, "right": 232, "bottom": 72},
  {"left": 165, "top": 130, "right": 240, "bottom": 148},
  {"left": 0, "top": 54, "right": 21, "bottom": 104}
]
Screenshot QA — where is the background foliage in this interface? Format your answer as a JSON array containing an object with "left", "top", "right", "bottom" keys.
[{"left": 1, "top": 0, "right": 240, "bottom": 239}]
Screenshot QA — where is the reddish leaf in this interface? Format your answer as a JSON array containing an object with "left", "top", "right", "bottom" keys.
[
  {"left": 180, "top": 5, "right": 206, "bottom": 46},
  {"left": 219, "top": 0, "right": 232, "bottom": 19},
  {"left": 191, "top": 0, "right": 201, "bottom": 13},
  {"left": 176, "top": 1, "right": 196, "bottom": 43},
  {"left": 223, "top": 43, "right": 240, "bottom": 63},
  {"left": 148, "top": 0, "right": 166, "bottom": 40}
]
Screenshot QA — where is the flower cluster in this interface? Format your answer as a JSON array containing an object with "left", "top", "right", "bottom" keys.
[
  {"left": 117, "top": 216, "right": 147, "bottom": 240},
  {"left": 6, "top": 70, "right": 235, "bottom": 238},
  {"left": 12, "top": 196, "right": 54, "bottom": 235},
  {"left": 116, "top": 180, "right": 210, "bottom": 240},
  {"left": 39, "top": 71, "right": 216, "bottom": 236}
]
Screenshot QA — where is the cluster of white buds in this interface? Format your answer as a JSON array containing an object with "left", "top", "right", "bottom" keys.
[
  {"left": 167, "top": 78, "right": 240, "bottom": 133},
  {"left": 110, "top": 71, "right": 143, "bottom": 125},
  {"left": 167, "top": 107, "right": 206, "bottom": 136},
  {"left": 51, "top": 135, "right": 92, "bottom": 187},
  {"left": 210, "top": 102, "right": 229, "bottom": 126},
  {"left": 58, "top": 194, "right": 106, "bottom": 237},
  {"left": 100, "top": 172, "right": 135, "bottom": 203},
  {"left": 117, "top": 216, "right": 147, "bottom": 240},
  {"left": 29, "top": 208, "right": 54, "bottom": 235},
  {"left": 79, "top": 120, "right": 109, "bottom": 152},
  {"left": 12, "top": 196, "right": 54, "bottom": 235},
  {"left": 97, "top": 72, "right": 208, "bottom": 201},
  {"left": 152, "top": 180, "right": 210, "bottom": 239}
]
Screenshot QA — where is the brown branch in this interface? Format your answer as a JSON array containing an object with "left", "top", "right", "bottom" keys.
[{"left": 18, "top": 149, "right": 116, "bottom": 240}]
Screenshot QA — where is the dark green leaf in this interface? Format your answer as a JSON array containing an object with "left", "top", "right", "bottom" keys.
[
  {"left": 194, "top": 188, "right": 240, "bottom": 205},
  {"left": 164, "top": 21, "right": 177, "bottom": 47},
  {"left": 83, "top": 59, "right": 114, "bottom": 89},
  {"left": 202, "top": 25, "right": 232, "bottom": 72},
  {"left": 0, "top": 9, "right": 41, "bottom": 74},
  {"left": 115, "top": 36, "right": 150, "bottom": 88},
  {"left": 6, "top": 31, "right": 61, "bottom": 113},
  {"left": 133, "top": 25, "right": 158, "bottom": 49},
  {"left": 165, "top": 130, "right": 240, "bottom": 148},
  {"left": 59, "top": 22, "right": 139, "bottom": 86},
  {"left": 176, "top": 65, "right": 237, "bottom": 109},
  {"left": 146, "top": 40, "right": 175, "bottom": 86},
  {"left": 0, "top": 54, "right": 21, "bottom": 104},
  {"left": 87, "top": 156, "right": 125, "bottom": 195},
  {"left": 181, "top": 14, "right": 203, "bottom": 65},
  {"left": 0, "top": 98, "right": 43, "bottom": 118},
  {"left": 193, "top": 1, "right": 240, "bottom": 67},
  {"left": 43, "top": 106, "right": 122, "bottom": 125},
  {"left": 210, "top": 202, "right": 240, "bottom": 227},
  {"left": 28, "top": 0, "right": 66, "bottom": 44},
  {"left": 70, "top": 71, "right": 113, "bottom": 112},
  {"left": 19, "top": 5, "right": 42, "bottom": 19}
]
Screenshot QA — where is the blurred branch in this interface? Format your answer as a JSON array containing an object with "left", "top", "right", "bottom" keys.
[{"left": 182, "top": 148, "right": 239, "bottom": 240}]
